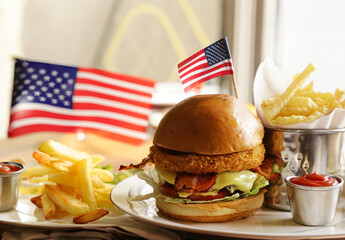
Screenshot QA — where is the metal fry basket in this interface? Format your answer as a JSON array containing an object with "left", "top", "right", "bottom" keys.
[{"left": 263, "top": 126, "right": 345, "bottom": 210}]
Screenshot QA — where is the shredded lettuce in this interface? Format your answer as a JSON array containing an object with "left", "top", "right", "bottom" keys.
[{"left": 133, "top": 168, "right": 163, "bottom": 191}]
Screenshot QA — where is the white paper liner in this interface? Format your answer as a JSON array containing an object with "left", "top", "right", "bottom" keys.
[{"left": 253, "top": 57, "right": 345, "bottom": 129}]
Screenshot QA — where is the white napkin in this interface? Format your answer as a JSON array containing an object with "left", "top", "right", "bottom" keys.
[{"left": 253, "top": 57, "right": 345, "bottom": 129}]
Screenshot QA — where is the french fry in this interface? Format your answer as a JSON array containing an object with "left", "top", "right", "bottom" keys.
[
  {"left": 271, "top": 112, "right": 323, "bottom": 125},
  {"left": 262, "top": 63, "right": 316, "bottom": 121},
  {"left": 335, "top": 88, "right": 345, "bottom": 108},
  {"left": 90, "top": 175, "right": 106, "bottom": 189},
  {"left": 22, "top": 166, "right": 58, "bottom": 178},
  {"left": 285, "top": 96, "right": 318, "bottom": 109},
  {"left": 91, "top": 155, "right": 105, "bottom": 167},
  {"left": 335, "top": 88, "right": 345, "bottom": 102},
  {"left": 25, "top": 140, "right": 121, "bottom": 223},
  {"left": 90, "top": 168, "right": 114, "bottom": 182},
  {"left": 325, "top": 97, "right": 339, "bottom": 113},
  {"left": 278, "top": 96, "right": 318, "bottom": 117},
  {"left": 31, "top": 195, "right": 43, "bottom": 208},
  {"left": 38, "top": 140, "right": 92, "bottom": 163},
  {"left": 48, "top": 172, "right": 78, "bottom": 188},
  {"left": 28, "top": 175, "right": 49, "bottom": 184},
  {"left": 76, "top": 158, "right": 97, "bottom": 212},
  {"left": 32, "top": 151, "right": 52, "bottom": 166},
  {"left": 272, "top": 101, "right": 336, "bottom": 125},
  {"left": 50, "top": 160, "right": 76, "bottom": 174},
  {"left": 94, "top": 195, "right": 113, "bottom": 207},
  {"left": 94, "top": 185, "right": 114, "bottom": 207},
  {"left": 261, "top": 63, "right": 345, "bottom": 125},
  {"left": 261, "top": 96, "right": 280, "bottom": 107},
  {"left": 311, "top": 93, "right": 335, "bottom": 106},
  {"left": 93, "top": 184, "right": 114, "bottom": 198},
  {"left": 295, "top": 81, "right": 313, "bottom": 95},
  {"left": 60, "top": 184, "right": 78, "bottom": 198},
  {"left": 48, "top": 172, "right": 106, "bottom": 190},
  {"left": 73, "top": 209, "right": 109, "bottom": 224},
  {"left": 20, "top": 183, "right": 45, "bottom": 195},
  {"left": 278, "top": 106, "right": 311, "bottom": 117},
  {"left": 42, "top": 192, "right": 56, "bottom": 219},
  {"left": 335, "top": 88, "right": 344, "bottom": 100},
  {"left": 44, "top": 184, "right": 90, "bottom": 216}
]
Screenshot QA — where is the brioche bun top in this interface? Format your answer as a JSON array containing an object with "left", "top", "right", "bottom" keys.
[{"left": 153, "top": 94, "right": 264, "bottom": 155}]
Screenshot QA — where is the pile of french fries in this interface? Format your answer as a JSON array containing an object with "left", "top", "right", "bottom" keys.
[
  {"left": 262, "top": 64, "right": 345, "bottom": 125},
  {"left": 22, "top": 140, "right": 116, "bottom": 224}
]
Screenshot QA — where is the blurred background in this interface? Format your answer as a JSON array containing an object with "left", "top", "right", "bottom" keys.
[{"left": 1, "top": 0, "right": 345, "bottom": 142}]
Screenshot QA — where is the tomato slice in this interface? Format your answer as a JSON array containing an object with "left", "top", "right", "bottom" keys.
[{"left": 160, "top": 183, "right": 231, "bottom": 201}]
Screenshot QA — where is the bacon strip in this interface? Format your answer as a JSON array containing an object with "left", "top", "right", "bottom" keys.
[
  {"left": 253, "top": 155, "right": 280, "bottom": 183},
  {"left": 175, "top": 172, "right": 217, "bottom": 193},
  {"left": 253, "top": 167, "right": 279, "bottom": 183},
  {"left": 119, "top": 157, "right": 151, "bottom": 171}
]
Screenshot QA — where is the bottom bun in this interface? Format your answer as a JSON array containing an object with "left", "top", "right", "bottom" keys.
[{"left": 156, "top": 188, "right": 267, "bottom": 223}]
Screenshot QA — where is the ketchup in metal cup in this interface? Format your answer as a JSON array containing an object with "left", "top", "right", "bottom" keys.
[
  {"left": 0, "top": 163, "right": 21, "bottom": 173},
  {"left": 289, "top": 172, "right": 339, "bottom": 187}
]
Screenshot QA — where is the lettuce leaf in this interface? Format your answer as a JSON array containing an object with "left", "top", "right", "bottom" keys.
[
  {"left": 240, "top": 175, "right": 269, "bottom": 197},
  {"left": 96, "top": 164, "right": 134, "bottom": 185}
]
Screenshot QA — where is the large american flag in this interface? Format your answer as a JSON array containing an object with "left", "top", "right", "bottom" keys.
[
  {"left": 9, "top": 59, "right": 156, "bottom": 145},
  {"left": 178, "top": 37, "right": 234, "bottom": 92}
]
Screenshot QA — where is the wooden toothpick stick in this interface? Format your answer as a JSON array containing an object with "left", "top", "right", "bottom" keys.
[{"left": 232, "top": 72, "right": 239, "bottom": 99}]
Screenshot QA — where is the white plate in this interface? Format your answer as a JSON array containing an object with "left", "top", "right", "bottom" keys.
[
  {"left": 111, "top": 175, "right": 345, "bottom": 239},
  {"left": 0, "top": 193, "right": 126, "bottom": 229}
]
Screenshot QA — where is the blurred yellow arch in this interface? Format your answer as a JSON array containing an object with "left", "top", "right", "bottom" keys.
[
  {"left": 101, "top": 3, "right": 187, "bottom": 71},
  {"left": 101, "top": 1, "right": 211, "bottom": 81}
]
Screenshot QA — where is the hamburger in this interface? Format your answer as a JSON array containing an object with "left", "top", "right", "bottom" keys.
[{"left": 121, "top": 94, "right": 270, "bottom": 222}]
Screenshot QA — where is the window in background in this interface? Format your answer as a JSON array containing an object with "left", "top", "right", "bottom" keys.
[
  {"left": 95, "top": 0, "right": 225, "bottom": 105},
  {"left": 0, "top": 0, "right": 226, "bottom": 138},
  {"left": 273, "top": 0, "right": 345, "bottom": 91}
]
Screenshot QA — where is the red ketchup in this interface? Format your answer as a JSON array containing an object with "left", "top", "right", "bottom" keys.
[
  {"left": 290, "top": 172, "right": 339, "bottom": 187},
  {"left": 0, "top": 163, "right": 21, "bottom": 173}
]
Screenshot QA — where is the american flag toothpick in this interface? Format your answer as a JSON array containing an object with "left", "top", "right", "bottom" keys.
[{"left": 177, "top": 37, "right": 238, "bottom": 98}]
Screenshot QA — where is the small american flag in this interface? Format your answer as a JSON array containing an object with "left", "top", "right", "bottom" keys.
[
  {"left": 9, "top": 59, "right": 156, "bottom": 145},
  {"left": 178, "top": 37, "right": 234, "bottom": 92}
]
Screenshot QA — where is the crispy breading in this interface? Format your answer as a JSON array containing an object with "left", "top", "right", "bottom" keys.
[{"left": 149, "top": 143, "right": 265, "bottom": 174}]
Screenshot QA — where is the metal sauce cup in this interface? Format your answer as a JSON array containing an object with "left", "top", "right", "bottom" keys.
[
  {"left": 0, "top": 162, "right": 25, "bottom": 211},
  {"left": 263, "top": 126, "right": 345, "bottom": 210},
  {"left": 285, "top": 175, "right": 343, "bottom": 226}
]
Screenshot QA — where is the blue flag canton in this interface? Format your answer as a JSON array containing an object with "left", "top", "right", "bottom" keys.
[
  {"left": 12, "top": 60, "right": 78, "bottom": 109},
  {"left": 204, "top": 38, "right": 231, "bottom": 66}
]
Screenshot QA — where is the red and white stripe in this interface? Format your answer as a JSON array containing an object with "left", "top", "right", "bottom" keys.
[
  {"left": 8, "top": 68, "right": 155, "bottom": 145},
  {"left": 178, "top": 50, "right": 233, "bottom": 92}
]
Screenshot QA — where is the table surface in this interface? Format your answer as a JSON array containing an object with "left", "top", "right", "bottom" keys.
[{"left": 0, "top": 132, "right": 344, "bottom": 240}]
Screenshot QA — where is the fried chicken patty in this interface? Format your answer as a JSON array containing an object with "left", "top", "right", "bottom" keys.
[{"left": 148, "top": 143, "right": 265, "bottom": 174}]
